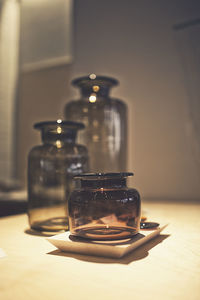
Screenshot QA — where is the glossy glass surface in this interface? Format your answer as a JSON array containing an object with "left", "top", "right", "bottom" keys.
[
  {"left": 64, "top": 75, "right": 127, "bottom": 173},
  {"left": 68, "top": 173, "right": 141, "bottom": 240},
  {"left": 28, "top": 120, "right": 89, "bottom": 232}
]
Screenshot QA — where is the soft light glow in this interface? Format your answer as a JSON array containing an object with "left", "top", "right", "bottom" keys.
[
  {"left": 83, "top": 107, "right": 88, "bottom": 113},
  {"left": 57, "top": 119, "right": 62, "bottom": 124},
  {"left": 92, "top": 134, "right": 99, "bottom": 142},
  {"left": 89, "top": 73, "right": 96, "bottom": 80},
  {"left": 92, "top": 85, "right": 99, "bottom": 92},
  {"left": 57, "top": 126, "right": 62, "bottom": 134},
  {"left": 89, "top": 94, "right": 96, "bottom": 103},
  {"left": 56, "top": 140, "right": 62, "bottom": 148}
]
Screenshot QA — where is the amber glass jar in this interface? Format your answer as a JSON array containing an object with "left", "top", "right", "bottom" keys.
[
  {"left": 68, "top": 172, "right": 141, "bottom": 240},
  {"left": 28, "top": 120, "right": 89, "bottom": 232}
]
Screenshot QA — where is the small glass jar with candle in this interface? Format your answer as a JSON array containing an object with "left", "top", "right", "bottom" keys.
[
  {"left": 68, "top": 172, "right": 141, "bottom": 240},
  {"left": 27, "top": 120, "right": 89, "bottom": 232}
]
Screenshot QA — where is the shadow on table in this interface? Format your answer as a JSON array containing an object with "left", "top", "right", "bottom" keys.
[
  {"left": 47, "top": 234, "right": 170, "bottom": 265},
  {"left": 24, "top": 228, "right": 62, "bottom": 237}
]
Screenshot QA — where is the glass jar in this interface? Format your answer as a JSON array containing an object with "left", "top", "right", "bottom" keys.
[
  {"left": 64, "top": 74, "right": 127, "bottom": 173},
  {"left": 68, "top": 172, "right": 141, "bottom": 240},
  {"left": 28, "top": 120, "right": 89, "bottom": 232}
]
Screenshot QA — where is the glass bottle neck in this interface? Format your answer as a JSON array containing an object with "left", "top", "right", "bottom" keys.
[{"left": 80, "top": 178, "right": 127, "bottom": 189}]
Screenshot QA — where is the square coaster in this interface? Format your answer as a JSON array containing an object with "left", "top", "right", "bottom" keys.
[{"left": 46, "top": 224, "right": 168, "bottom": 258}]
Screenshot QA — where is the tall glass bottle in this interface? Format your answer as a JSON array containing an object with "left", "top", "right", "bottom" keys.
[
  {"left": 28, "top": 120, "right": 88, "bottom": 232},
  {"left": 64, "top": 75, "right": 127, "bottom": 173}
]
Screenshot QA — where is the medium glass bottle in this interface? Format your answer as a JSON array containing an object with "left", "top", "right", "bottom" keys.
[
  {"left": 64, "top": 75, "right": 127, "bottom": 173},
  {"left": 68, "top": 172, "right": 141, "bottom": 240},
  {"left": 28, "top": 120, "right": 89, "bottom": 232}
]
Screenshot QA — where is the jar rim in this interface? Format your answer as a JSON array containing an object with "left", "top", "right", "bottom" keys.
[
  {"left": 34, "top": 120, "right": 85, "bottom": 130},
  {"left": 74, "top": 172, "right": 134, "bottom": 179},
  {"left": 72, "top": 75, "right": 119, "bottom": 88}
]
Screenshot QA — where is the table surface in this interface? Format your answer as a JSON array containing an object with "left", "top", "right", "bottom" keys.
[{"left": 0, "top": 200, "right": 200, "bottom": 300}]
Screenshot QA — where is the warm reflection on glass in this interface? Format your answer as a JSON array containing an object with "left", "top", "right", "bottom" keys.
[
  {"left": 57, "top": 126, "right": 62, "bottom": 134},
  {"left": 56, "top": 140, "right": 62, "bottom": 148},
  {"left": 92, "top": 85, "right": 100, "bottom": 92},
  {"left": 68, "top": 172, "right": 141, "bottom": 240},
  {"left": 89, "top": 93, "right": 96, "bottom": 103},
  {"left": 28, "top": 121, "right": 89, "bottom": 232},
  {"left": 89, "top": 73, "right": 96, "bottom": 80}
]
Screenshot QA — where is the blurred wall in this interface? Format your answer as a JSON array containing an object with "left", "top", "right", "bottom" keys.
[
  {"left": 17, "top": 66, "right": 72, "bottom": 185},
  {"left": 68, "top": 0, "right": 200, "bottom": 200},
  {"left": 0, "top": 0, "right": 20, "bottom": 183},
  {"left": 16, "top": 0, "right": 73, "bottom": 185}
]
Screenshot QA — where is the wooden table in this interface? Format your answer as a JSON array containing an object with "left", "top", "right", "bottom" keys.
[{"left": 0, "top": 200, "right": 199, "bottom": 300}]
